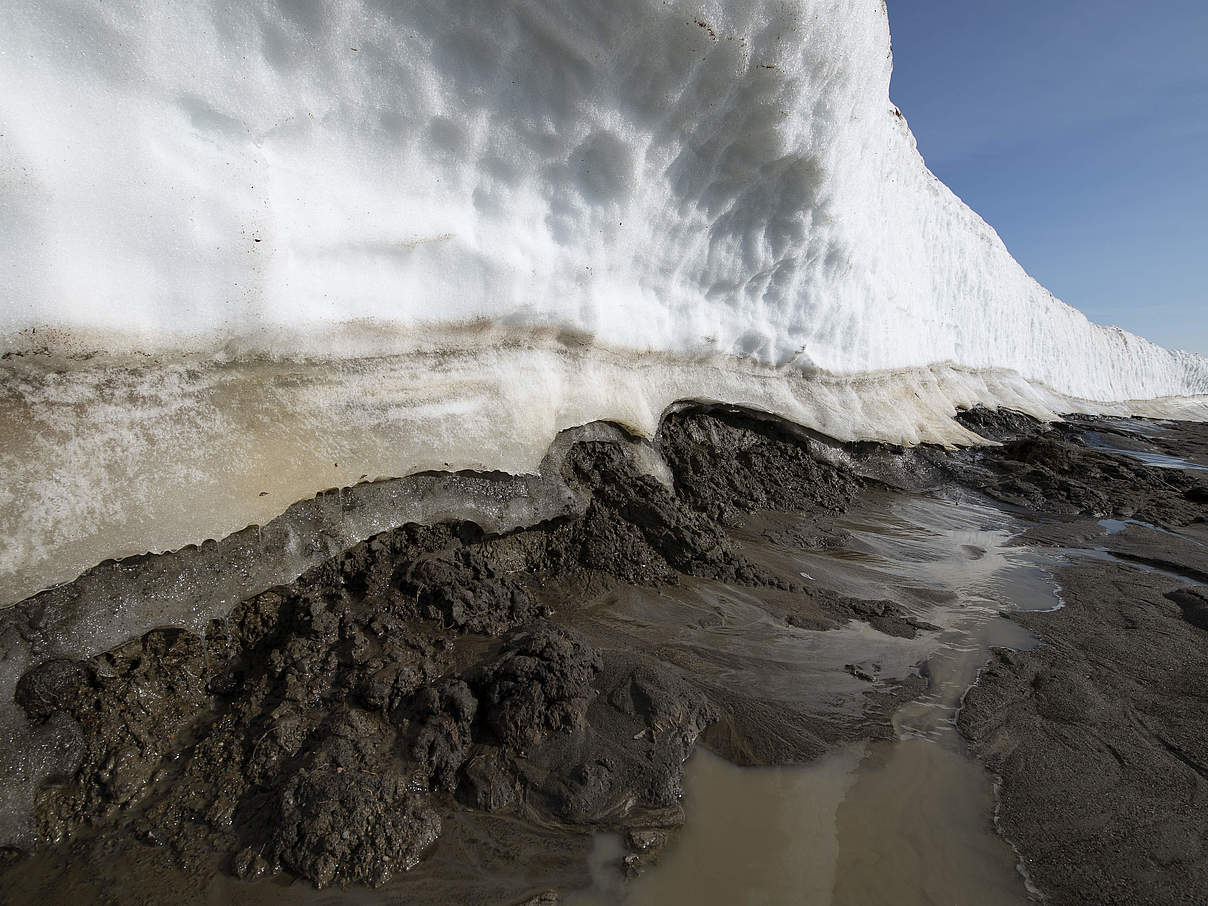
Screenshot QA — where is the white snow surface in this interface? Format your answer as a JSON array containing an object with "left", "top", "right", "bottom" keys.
[{"left": 3, "top": 0, "right": 1205, "bottom": 399}]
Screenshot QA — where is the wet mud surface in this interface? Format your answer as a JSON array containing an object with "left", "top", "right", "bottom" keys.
[
  {"left": 2, "top": 406, "right": 1208, "bottom": 904},
  {"left": 954, "top": 416, "right": 1208, "bottom": 906}
]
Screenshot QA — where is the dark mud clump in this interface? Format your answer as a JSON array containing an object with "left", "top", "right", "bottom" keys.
[
  {"left": 10, "top": 544, "right": 715, "bottom": 891},
  {"left": 914, "top": 407, "right": 1208, "bottom": 534},
  {"left": 263, "top": 728, "right": 442, "bottom": 888},
  {"left": 541, "top": 437, "right": 780, "bottom": 586},
  {"left": 472, "top": 624, "right": 602, "bottom": 750},
  {"left": 953, "top": 404, "right": 1048, "bottom": 441},
  {"left": 16, "top": 630, "right": 207, "bottom": 841},
  {"left": 658, "top": 408, "right": 863, "bottom": 522},
  {"left": 3, "top": 413, "right": 905, "bottom": 898},
  {"left": 397, "top": 548, "right": 543, "bottom": 634}
]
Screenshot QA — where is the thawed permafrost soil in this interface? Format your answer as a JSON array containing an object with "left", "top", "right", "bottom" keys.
[{"left": 1, "top": 406, "right": 1207, "bottom": 905}]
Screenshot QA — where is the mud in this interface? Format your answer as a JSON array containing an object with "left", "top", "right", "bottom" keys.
[
  {"left": 2, "top": 406, "right": 1207, "bottom": 904},
  {"left": 566, "top": 482, "right": 1059, "bottom": 906},
  {"left": 952, "top": 413, "right": 1208, "bottom": 906},
  {"left": 0, "top": 409, "right": 924, "bottom": 902}
]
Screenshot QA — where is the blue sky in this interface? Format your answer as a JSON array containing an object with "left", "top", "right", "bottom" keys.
[{"left": 886, "top": 1, "right": 1208, "bottom": 357}]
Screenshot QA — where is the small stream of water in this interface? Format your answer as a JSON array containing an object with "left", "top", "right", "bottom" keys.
[{"left": 569, "top": 490, "right": 1062, "bottom": 905}]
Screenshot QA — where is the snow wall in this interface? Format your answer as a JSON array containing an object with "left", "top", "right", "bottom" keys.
[{"left": 2, "top": 0, "right": 1207, "bottom": 605}]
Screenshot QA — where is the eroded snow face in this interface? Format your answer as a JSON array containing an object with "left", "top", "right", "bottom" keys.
[{"left": 3, "top": 0, "right": 1205, "bottom": 399}]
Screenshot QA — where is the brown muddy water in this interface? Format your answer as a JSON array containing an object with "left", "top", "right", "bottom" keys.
[
  {"left": 3, "top": 490, "right": 1059, "bottom": 905},
  {"left": 567, "top": 490, "right": 1056, "bottom": 906}
]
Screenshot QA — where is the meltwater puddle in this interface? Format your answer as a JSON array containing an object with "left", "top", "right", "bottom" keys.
[
  {"left": 1080, "top": 429, "right": 1208, "bottom": 472},
  {"left": 568, "top": 491, "right": 1061, "bottom": 905},
  {"left": 1101, "top": 449, "right": 1208, "bottom": 472}
]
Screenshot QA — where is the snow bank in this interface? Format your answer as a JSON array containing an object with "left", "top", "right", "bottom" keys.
[
  {"left": 4, "top": 0, "right": 1205, "bottom": 396},
  {"left": 2, "top": 0, "right": 1207, "bottom": 603}
]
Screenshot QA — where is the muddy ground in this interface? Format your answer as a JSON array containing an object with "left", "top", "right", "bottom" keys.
[
  {"left": 2, "top": 406, "right": 1208, "bottom": 905},
  {"left": 955, "top": 415, "right": 1208, "bottom": 906}
]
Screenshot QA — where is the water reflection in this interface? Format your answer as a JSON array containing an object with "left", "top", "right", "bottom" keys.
[{"left": 570, "top": 492, "right": 1056, "bottom": 905}]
